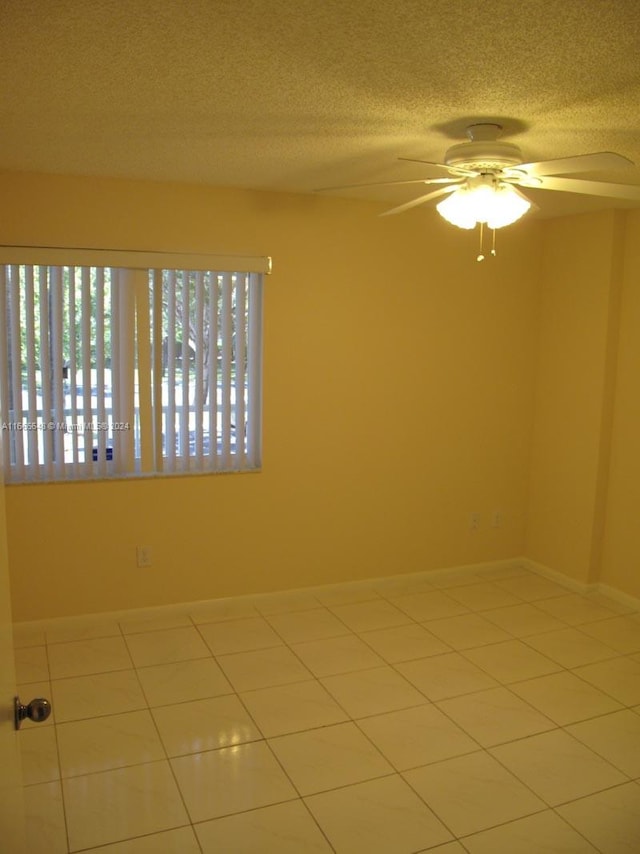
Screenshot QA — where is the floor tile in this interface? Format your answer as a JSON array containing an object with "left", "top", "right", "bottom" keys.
[
  {"left": 427, "top": 571, "right": 485, "bottom": 589},
  {"left": 63, "top": 761, "right": 189, "bottom": 851},
  {"left": 481, "top": 602, "right": 567, "bottom": 637},
  {"left": 535, "top": 593, "right": 621, "bottom": 625},
  {"left": 51, "top": 669, "right": 147, "bottom": 722},
  {"left": 524, "top": 627, "right": 619, "bottom": 668},
  {"left": 19, "top": 726, "right": 60, "bottom": 784},
  {"left": 463, "top": 639, "right": 561, "bottom": 683},
  {"left": 390, "top": 591, "right": 468, "bottom": 621},
  {"left": 13, "top": 624, "right": 47, "bottom": 648},
  {"left": 573, "top": 655, "right": 640, "bottom": 705},
  {"left": 359, "top": 623, "right": 450, "bottom": 662},
  {"left": 254, "top": 590, "right": 322, "bottom": 615},
  {"left": 583, "top": 591, "right": 636, "bottom": 615},
  {"left": 81, "top": 826, "right": 201, "bottom": 853},
  {"left": 266, "top": 607, "right": 351, "bottom": 643},
  {"left": 373, "top": 576, "right": 435, "bottom": 596},
  {"left": 14, "top": 645, "right": 49, "bottom": 682},
  {"left": 397, "top": 652, "right": 498, "bottom": 701},
  {"left": 124, "top": 626, "right": 211, "bottom": 667},
  {"left": 445, "top": 582, "right": 522, "bottom": 611},
  {"left": 404, "top": 750, "right": 545, "bottom": 837},
  {"left": 357, "top": 703, "right": 478, "bottom": 770},
  {"left": 119, "top": 613, "right": 193, "bottom": 635},
  {"left": 579, "top": 616, "right": 640, "bottom": 653},
  {"left": 494, "top": 575, "right": 573, "bottom": 601},
  {"left": 57, "top": 710, "right": 165, "bottom": 777},
  {"left": 490, "top": 729, "right": 627, "bottom": 805},
  {"left": 197, "top": 616, "right": 283, "bottom": 654},
  {"left": 421, "top": 612, "right": 512, "bottom": 649},
  {"left": 510, "top": 671, "right": 622, "bottom": 725},
  {"left": 291, "top": 633, "right": 385, "bottom": 676},
  {"left": 305, "top": 775, "right": 452, "bottom": 853},
  {"left": 424, "top": 844, "right": 468, "bottom": 854},
  {"left": 48, "top": 636, "right": 132, "bottom": 679},
  {"left": 566, "top": 709, "right": 640, "bottom": 777},
  {"left": 269, "top": 721, "right": 393, "bottom": 794},
  {"left": 321, "top": 665, "right": 427, "bottom": 717},
  {"left": 195, "top": 800, "right": 334, "bottom": 853},
  {"left": 436, "top": 686, "right": 555, "bottom": 746},
  {"left": 476, "top": 564, "right": 530, "bottom": 581},
  {"left": 330, "top": 599, "right": 413, "bottom": 632},
  {"left": 314, "top": 583, "right": 380, "bottom": 607},
  {"left": 216, "top": 645, "right": 313, "bottom": 691},
  {"left": 239, "top": 679, "right": 348, "bottom": 737},
  {"left": 135, "top": 657, "right": 232, "bottom": 706},
  {"left": 189, "top": 597, "right": 259, "bottom": 624},
  {"left": 557, "top": 782, "right": 640, "bottom": 853},
  {"left": 23, "top": 780, "right": 67, "bottom": 854},
  {"left": 152, "top": 695, "right": 262, "bottom": 755},
  {"left": 170, "top": 741, "right": 297, "bottom": 822},
  {"left": 462, "top": 808, "right": 599, "bottom": 853},
  {"left": 46, "top": 619, "right": 122, "bottom": 644}
]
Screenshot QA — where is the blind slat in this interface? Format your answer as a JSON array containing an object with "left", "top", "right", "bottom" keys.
[
  {"left": 220, "top": 273, "right": 232, "bottom": 469},
  {"left": 208, "top": 271, "right": 219, "bottom": 472},
  {"left": 49, "top": 267, "right": 65, "bottom": 477},
  {"left": 95, "top": 268, "right": 107, "bottom": 478},
  {"left": 246, "top": 272, "right": 263, "bottom": 468},
  {"left": 24, "top": 266, "right": 39, "bottom": 470},
  {"left": 180, "top": 270, "right": 190, "bottom": 470},
  {"left": 165, "top": 270, "right": 177, "bottom": 472},
  {"left": 0, "top": 267, "right": 10, "bottom": 474},
  {"left": 81, "top": 267, "right": 93, "bottom": 471},
  {"left": 193, "top": 271, "right": 205, "bottom": 462}
]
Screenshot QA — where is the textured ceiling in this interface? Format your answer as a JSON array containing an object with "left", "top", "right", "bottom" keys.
[{"left": 2, "top": 0, "right": 640, "bottom": 218}]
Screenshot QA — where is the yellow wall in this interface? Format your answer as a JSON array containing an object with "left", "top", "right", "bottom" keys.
[
  {"left": 1, "top": 171, "right": 541, "bottom": 620},
  {"left": 525, "top": 210, "right": 625, "bottom": 585},
  {"left": 600, "top": 210, "right": 640, "bottom": 597}
]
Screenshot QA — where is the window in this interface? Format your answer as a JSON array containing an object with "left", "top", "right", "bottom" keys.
[{"left": 0, "top": 248, "right": 268, "bottom": 483}]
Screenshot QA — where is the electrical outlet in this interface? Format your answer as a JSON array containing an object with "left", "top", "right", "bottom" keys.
[
  {"left": 469, "top": 512, "right": 480, "bottom": 530},
  {"left": 491, "top": 510, "right": 503, "bottom": 528},
  {"left": 136, "top": 545, "right": 152, "bottom": 568}
]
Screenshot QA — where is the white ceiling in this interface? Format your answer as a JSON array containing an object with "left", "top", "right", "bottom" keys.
[{"left": 2, "top": 0, "right": 640, "bottom": 219}]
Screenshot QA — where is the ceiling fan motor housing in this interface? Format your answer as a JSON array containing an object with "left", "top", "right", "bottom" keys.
[
  {"left": 445, "top": 123, "right": 523, "bottom": 172},
  {"left": 445, "top": 140, "right": 523, "bottom": 172}
]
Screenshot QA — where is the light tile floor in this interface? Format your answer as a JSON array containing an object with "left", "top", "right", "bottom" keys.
[{"left": 13, "top": 565, "right": 640, "bottom": 853}]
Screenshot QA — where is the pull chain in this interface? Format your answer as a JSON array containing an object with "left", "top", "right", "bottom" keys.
[
  {"left": 477, "top": 222, "right": 485, "bottom": 261},
  {"left": 477, "top": 224, "right": 497, "bottom": 261}
]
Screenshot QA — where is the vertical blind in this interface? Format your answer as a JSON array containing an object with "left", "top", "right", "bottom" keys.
[{"left": 0, "top": 249, "right": 268, "bottom": 483}]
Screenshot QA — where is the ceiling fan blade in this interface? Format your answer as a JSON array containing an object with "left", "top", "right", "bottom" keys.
[
  {"left": 398, "top": 157, "right": 478, "bottom": 177},
  {"left": 537, "top": 176, "right": 640, "bottom": 200},
  {"left": 314, "top": 176, "right": 460, "bottom": 192},
  {"left": 379, "top": 185, "right": 460, "bottom": 217},
  {"left": 515, "top": 152, "right": 634, "bottom": 177}
]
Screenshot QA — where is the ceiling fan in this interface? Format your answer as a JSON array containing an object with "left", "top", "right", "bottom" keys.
[{"left": 317, "top": 123, "right": 640, "bottom": 259}]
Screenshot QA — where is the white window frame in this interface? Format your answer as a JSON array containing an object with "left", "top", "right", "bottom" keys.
[{"left": 0, "top": 246, "right": 270, "bottom": 484}]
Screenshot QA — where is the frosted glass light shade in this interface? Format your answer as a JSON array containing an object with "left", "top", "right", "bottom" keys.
[{"left": 437, "top": 181, "right": 531, "bottom": 230}]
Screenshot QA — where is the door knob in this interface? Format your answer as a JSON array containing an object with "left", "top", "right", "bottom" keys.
[{"left": 14, "top": 696, "right": 52, "bottom": 730}]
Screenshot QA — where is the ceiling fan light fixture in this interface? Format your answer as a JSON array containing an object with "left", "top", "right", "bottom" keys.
[
  {"left": 436, "top": 179, "right": 531, "bottom": 230},
  {"left": 435, "top": 186, "right": 477, "bottom": 229}
]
